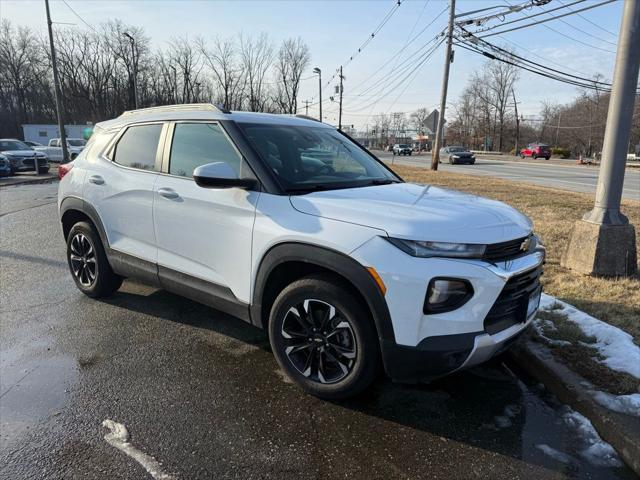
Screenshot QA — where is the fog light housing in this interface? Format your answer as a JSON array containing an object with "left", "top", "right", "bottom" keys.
[{"left": 424, "top": 278, "right": 473, "bottom": 314}]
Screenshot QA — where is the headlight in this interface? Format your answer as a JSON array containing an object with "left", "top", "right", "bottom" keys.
[
  {"left": 452, "top": 155, "right": 460, "bottom": 158},
  {"left": 385, "top": 238, "right": 486, "bottom": 258},
  {"left": 424, "top": 278, "right": 473, "bottom": 313}
]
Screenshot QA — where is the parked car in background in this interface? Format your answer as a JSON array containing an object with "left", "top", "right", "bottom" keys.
[
  {"left": 34, "top": 137, "right": 86, "bottom": 162},
  {"left": 439, "top": 146, "right": 475, "bottom": 165},
  {"left": 0, "top": 154, "right": 12, "bottom": 177},
  {"left": 0, "top": 139, "right": 50, "bottom": 174},
  {"left": 59, "top": 103, "right": 544, "bottom": 400},
  {"left": 520, "top": 143, "right": 551, "bottom": 160},
  {"left": 23, "top": 140, "right": 44, "bottom": 148},
  {"left": 393, "top": 144, "right": 412, "bottom": 156}
]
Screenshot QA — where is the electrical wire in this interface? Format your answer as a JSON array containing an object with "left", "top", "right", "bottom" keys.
[
  {"left": 477, "top": 0, "right": 616, "bottom": 38},
  {"left": 555, "top": 0, "right": 618, "bottom": 37},
  {"left": 61, "top": 0, "right": 98, "bottom": 33}
]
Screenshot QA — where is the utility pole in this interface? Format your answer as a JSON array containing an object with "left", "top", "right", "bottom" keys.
[
  {"left": 512, "top": 87, "right": 520, "bottom": 155},
  {"left": 123, "top": 32, "right": 138, "bottom": 109},
  {"left": 432, "top": 0, "right": 456, "bottom": 170},
  {"left": 313, "top": 67, "right": 322, "bottom": 122},
  {"left": 562, "top": 0, "right": 639, "bottom": 277},
  {"left": 45, "top": 0, "right": 70, "bottom": 165},
  {"left": 304, "top": 100, "right": 309, "bottom": 116},
  {"left": 555, "top": 110, "right": 561, "bottom": 146},
  {"left": 338, "top": 66, "right": 344, "bottom": 130}
]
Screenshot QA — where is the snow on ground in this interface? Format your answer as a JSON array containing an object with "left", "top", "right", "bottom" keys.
[
  {"left": 535, "top": 444, "right": 573, "bottom": 464},
  {"left": 561, "top": 409, "right": 622, "bottom": 468},
  {"left": 591, "top": 391, "right": 640, "bottom": 417},
  {"left": 538, "top": 293, "right": 640, "bottom": 379}
]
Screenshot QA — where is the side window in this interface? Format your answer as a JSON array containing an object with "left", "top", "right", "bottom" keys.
[
  {"left": 113, "top": 124, "right": 162, "bottom": 171},
  {"left": 169, "top": 123, "right": 247, "bottom": 178}
]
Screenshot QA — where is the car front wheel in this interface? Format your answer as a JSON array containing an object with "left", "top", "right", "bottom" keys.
[
  {"left": 269, "top": 274, "right": 379, "bottom": 399},
  {"left": 67, "top": 221, "right": 122, "bottom": 297}
]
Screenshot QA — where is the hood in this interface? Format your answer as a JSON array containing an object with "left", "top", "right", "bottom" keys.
[
  {"left": 290, "top": 182, "right": 532, "bottom": 244},
  {"left": 451, "top": 151, "right": 474, "bottom": 157},
  {"left": 1, "top": 149, "right": 44, "bottom": 157}
]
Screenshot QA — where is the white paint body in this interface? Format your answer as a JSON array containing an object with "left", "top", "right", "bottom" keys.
[{"left": 59, "top": 107, "right": 543, "bottom": 353}]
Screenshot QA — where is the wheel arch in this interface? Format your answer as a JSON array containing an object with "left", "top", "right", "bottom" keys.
[
  {"left": 60, "top": 197, "right": 109, "bottom": 248},
  {"left": 251, "top": 242, "right": 395, "bottom": 345}
]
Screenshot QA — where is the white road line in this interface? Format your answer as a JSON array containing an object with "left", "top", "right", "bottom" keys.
[{"left": 102, "top": 419, "right": 176, "bottom": 480}]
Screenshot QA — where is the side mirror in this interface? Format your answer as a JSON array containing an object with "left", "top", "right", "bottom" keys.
[{"left": 193, "top": 162, "right": 257, "bottom": 189}]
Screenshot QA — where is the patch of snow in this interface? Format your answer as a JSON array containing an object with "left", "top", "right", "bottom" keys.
[
  {"left": 561, "top": 409, "right": 622, "bottom": 468},
  {"left": 532, "top": 318, "right": 571, "bottom": 346},
  {"left": 539, "top": 294, "right": 640, "bottom": 379},
  {"left": 494, "top": 404, "right": 520, "bottom": 428},
  {"left": 536, "top": 444, "right": 573, "bottom": 464},
  {"left": 591, "top": 391, "right": 640, "bottom": 417}
]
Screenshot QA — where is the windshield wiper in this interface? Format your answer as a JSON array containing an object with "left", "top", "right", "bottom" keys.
[
  {"left": 367, "top": 178, "right": 402, "bottom": 186},
  {"left": 284, "top": 184, "right": 334, "bottom": 194}
]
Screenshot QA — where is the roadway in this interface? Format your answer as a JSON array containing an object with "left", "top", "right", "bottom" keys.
[
  {"left": 0, "top": 182, "right": 634, "bottom": 479},
  {"left": 375, "top": 152, "right": 640, "bottom": 201}
]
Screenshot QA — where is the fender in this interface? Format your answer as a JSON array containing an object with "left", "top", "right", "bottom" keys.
[
  {"left": 59, "top": 196, "right": 109, "bottom": 247},
  {"left": 251, "top": 242, "right": 396, "bottom": 344}
]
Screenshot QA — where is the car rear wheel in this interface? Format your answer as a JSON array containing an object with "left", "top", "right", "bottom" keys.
[
  {"left": 67, "top": 221, "right": 122, "bottom": 297},
  {"left": 269, "top": 274, "right": 379, "bottom": 399}
]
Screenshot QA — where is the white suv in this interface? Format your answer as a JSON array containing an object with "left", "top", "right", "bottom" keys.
[{"left": 58, "top": 104, "right": 544, "bottom": 399}]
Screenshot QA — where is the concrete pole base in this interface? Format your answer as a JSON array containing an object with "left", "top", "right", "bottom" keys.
[{"left": 561, "top": 220, "right": 637, "bottom": 276}]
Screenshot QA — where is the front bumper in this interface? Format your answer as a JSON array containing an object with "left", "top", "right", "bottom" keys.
[
  {"left": 9, "top": 157, "right": 49, "bottom": 171},
  {"left": 350, "top": 236, "right": 544, "bottom": 382}
]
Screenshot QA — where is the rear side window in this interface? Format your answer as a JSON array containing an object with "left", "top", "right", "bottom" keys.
[
  {"left": 169, "top": 123, "right": 244, "bottom": 178},
  {"left": 113, "top": 124, "right": 162, "bottom": 171}
]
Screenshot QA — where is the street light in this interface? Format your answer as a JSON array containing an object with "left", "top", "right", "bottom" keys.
[
  {"left": 313, "top": 67, "right": 322, "bottom": 122},
  {"left": 123, "top": 32, "right": 138, "bottom": 109}
]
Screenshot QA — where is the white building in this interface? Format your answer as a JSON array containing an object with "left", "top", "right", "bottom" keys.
[{"left": 22, "top": 124, "right": 91, "bottom": 145}]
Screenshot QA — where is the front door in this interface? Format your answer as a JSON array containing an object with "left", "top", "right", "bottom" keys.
[{"left": 153, "top": 122, "right": 259, "bottom": 303}]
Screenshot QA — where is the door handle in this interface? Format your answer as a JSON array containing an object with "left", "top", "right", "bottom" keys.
[
  {"left": 157, "top": 187, "right": 180, "bottom": 199},
  {"left": 88, "top": 175, "right": 104, "bottom": 185}
]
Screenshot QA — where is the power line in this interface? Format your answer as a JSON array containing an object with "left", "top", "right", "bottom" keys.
[
  {"left": 476, "top": 0, "right": 615, "bottom": 38},
  {"left": 60, "top": 0, "right": 98, "bottom": 33},
  {"left": 555, "top": 0, "right": 617, "bottom": 37},
  {"left": 313, "top": 0, "right": 404, "bottom": 100}
]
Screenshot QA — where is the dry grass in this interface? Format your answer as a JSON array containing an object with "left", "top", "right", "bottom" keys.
[{"left": 391, "top": 164, "right": 640, "bottom": 344}]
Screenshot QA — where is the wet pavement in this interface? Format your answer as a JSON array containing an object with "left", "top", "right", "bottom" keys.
[{"left": 1, "top": 182, "right": 636, "bottom": 479}]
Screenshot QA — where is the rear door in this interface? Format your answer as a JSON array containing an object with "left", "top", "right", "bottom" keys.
[
  {"left": 153, "top": 121, "right": 259, "bottom": 303},
  {"left": 83, "top": 122, "right": 165, "bottom": 267}
]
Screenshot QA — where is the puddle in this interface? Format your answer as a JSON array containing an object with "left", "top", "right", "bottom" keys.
[{"left": 0, "top": 355, "right": 78, "bottom": 451}]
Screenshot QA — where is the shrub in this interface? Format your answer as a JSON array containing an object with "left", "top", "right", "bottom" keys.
[{"left": 552, "top": 147, "right": 571, "bottom": 159}]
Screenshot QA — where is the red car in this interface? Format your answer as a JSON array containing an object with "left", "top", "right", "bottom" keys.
[{"left": 520, "top": 143, "right": 551, "bottom": 160}]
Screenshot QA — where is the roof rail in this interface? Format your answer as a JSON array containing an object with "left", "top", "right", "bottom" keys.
[
  {"left": 294, "top": 114, "right": 320, "bottom": 122},
  {"left": 119, "top": 103, "right": 228, "bottom": 118}
]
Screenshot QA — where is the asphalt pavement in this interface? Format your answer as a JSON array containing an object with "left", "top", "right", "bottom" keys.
[
  {"left": 1, "top": 182, "right": 636, "bottom": 479},
  {"left": 376, "top": 152, "right": 640, "bottom": 201}
]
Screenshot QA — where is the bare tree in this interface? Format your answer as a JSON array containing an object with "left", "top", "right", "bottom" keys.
[
  {"left": 274, "top": 38, "right": 310, "bottom": 114},
  {"left": 240, "top": 33, "right": 273, "bottom": 112},
  {"left": 199, "top": 36, "right": 244, "bottom": 110}
]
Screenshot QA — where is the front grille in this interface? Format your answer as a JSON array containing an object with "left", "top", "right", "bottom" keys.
[
  {"left": 484, "top": 265, "right": 542, "bottom": 335},
  {"left": 483, "top": 236, "right": 529, "bottom": 262},
  {"left": 21, "top": 158, "right": 46, "bottom": 167}
]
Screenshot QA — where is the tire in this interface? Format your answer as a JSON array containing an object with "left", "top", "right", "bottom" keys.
[
  {"left": 545, "top": 156, "right": 550, "bottom": 160},
  {"left": 38, "top": 167, "right": 49, "bottom": 174},
  {"left": 66, "top": 221, "right": 122, "bottom": 298},
  {"left": 532, "top": 153, "right": 538, "bottom": 159},
  {"left": 408, "top": 152, "right": 412, "bottom": 156},
  {"left": 520, "top": 154, "right": 525, "bottom": 159},
  {"left": 268, "top": 274, "right": 379, "bottom": 400}
]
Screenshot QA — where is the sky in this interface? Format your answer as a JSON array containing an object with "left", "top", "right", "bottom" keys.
[{"left": 0, "top": 0, "right": 624, "bottom": 129}]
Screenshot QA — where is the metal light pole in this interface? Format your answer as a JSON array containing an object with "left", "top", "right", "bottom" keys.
[
  {"left": 338, "top": 66, "right": 344, "bottom": 130},
  {"left": 432, "top": 0, "right": 456, "bottom": 170},
  {"left": 123, "top": 32, "right": 138, "bottom": 109},
  {"left": 313, "top": 67, "right": 322, "bottom": 122},
  {"left": 562, "top": 0, "right": 640, "bottom": 276},
  {"left": 44, "top": 0, "right": 70, "bottom": 165}
]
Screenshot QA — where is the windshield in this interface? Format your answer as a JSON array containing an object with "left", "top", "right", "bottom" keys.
[
  {"left": 398, "top": 144, "right": 409, "bottom": 148},
  {"left": 448, "top": 146, "right": 466, "bottom": 152},
  {"left": 239, "top": 123, "right": 400, "bottom": 192},
  {"left": 0, "top": 140, "right": 30, "bottom": 151},
  {"left": 68, "top": 139, "right": 86, "bottom": 146}
]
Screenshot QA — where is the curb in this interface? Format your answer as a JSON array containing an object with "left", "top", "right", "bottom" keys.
[
  {"left": 0, "top": 174, "right": 58, "bottom": 188},
  {"left": 509, "top": 339, "right": 640, "bottom": 475}
]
